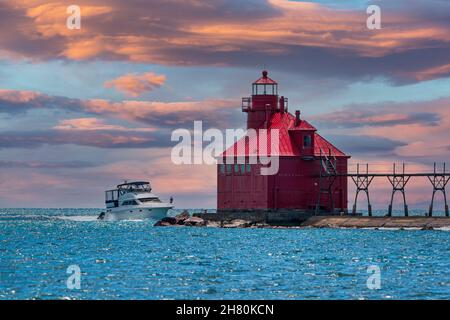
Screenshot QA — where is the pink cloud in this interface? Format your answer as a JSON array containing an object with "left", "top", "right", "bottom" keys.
[
  {"left": 0, "top": 148, "right": 217, "bottom": 208},
  {"left": 54, "top": 117, "right": 155, "bottom": 132},
  {"left": 0, "top": 89, "right": 237, "bottom": 127},
  {"left": 354, "top": 100, "right": 450, "bottom": 160},
  {"left": 104, "top": 72, "right": 166, "bottom": 97},
  {"left": 2, "top": 1, "right": 450, "bottom": 82},
  {"left": 97, "top": 155, "right": 216, "bottom": 195},
  {"left": 0, "top": 89, "right": 41, "bottom": 103},
  {"left": 398, "top": 63, "right": 450, "bottom": 82},
  {"left": 25, "top": 2, "right": 112, "bottom": 37},
  {"left": 314, "top": 98, "right": 450, "bottom": 210}
]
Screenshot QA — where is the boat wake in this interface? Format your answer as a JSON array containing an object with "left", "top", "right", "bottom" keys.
[
  {"left": 0, "top": 214, "right": 99, "bottom": 222},
  {"left": 55, "top": 215, "right": 99, "bottom": 222}
]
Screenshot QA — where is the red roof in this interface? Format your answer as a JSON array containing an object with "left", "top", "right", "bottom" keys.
[
  {"left": 222, "top": 111, "right": 347, "bottom": 158},
  {"left": 253, "top": 70, "right": 278, "bottom": 85},
  {"left": 314, "top": 133, "right": 346, "bottom": 157}
]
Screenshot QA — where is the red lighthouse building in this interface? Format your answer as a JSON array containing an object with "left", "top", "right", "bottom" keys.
[{"left": 217, "top": 71, "right": 350, "bottom": 213}]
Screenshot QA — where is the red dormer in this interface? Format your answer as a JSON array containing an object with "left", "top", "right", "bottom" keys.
[{"left": 289, "top": 110, "right": 316, "bottom": 158}]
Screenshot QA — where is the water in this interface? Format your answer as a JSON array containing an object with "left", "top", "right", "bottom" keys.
[{"left": 0, "top": 208, "right": 449, "bottom": 300}]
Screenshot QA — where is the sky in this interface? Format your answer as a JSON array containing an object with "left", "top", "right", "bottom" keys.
[{"left": 0, "top": 0, "right": 449, "bottom": 209}]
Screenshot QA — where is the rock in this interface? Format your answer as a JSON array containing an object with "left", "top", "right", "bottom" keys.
[
  {"left": 205, "top": 221, "right": 222, "bottom": 228},
  {"left": 184, "top": 216, "right": 206, "bottom": 227},
  {"left": 162, "top": 216, "right": 177, "bottom": 224},
  {"left": 250, "top": 222, "right": 269, "bottom": 228},
  {"left": 421, "top": 225, "right": 434, "bottom": 230},
  {"left": 153, "top": 220, "right": 162, "bottom": 226},
  {"left": 154, "top": 216, "right": 176, "bottom": 227},
  {"left": 222, "top": 219, "right": 252, "bottom": 228},
  {"left": 175, "top": 210, "right": 190, "bottom": 224},
  {"left": 154, "top": 220, "right": 174, "bottom": 227}
]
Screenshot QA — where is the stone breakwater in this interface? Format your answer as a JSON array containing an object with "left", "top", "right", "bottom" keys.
[
  {"left": 154, "top": 211, "right": 450, "bottom": 230},
  {"left": 154, "top": 211, "right": 268, "bottom": 228}
]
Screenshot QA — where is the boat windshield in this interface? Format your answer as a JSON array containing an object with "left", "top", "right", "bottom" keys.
[
  {"left": 139, "top": 197, "right": 161, "bottom": 203},
  {"left": 117, "top": 182, "right": 151, "bottom": 194}
]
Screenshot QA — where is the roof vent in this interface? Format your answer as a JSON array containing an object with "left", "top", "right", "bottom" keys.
[{"left": 295, "top": 110, "right": 301, "bottom": 126}]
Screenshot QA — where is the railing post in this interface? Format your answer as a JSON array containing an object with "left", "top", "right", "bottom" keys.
[
  {"left": 387, "top": 163, "right": 410, "bottom": 217},
  {"left": 350, "top": 163, "right": 374, "bottom": 217},
  {"left": 427, "top": 162, "right": 450, "bottom": 217}
]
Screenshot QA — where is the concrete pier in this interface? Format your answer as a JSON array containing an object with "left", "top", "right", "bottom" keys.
[
  {"left": 193, "top": 211, "right": 450, "bottom": 229},
  {"left": 300, "top": 216, "right": 450, "bottom": 229},
  {"left": 195, "top": 210, "right": 315, "bottom": 225}
]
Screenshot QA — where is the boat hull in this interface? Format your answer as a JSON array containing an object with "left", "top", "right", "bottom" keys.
[{"left": 102, "top": 206, "right": 171, "bottom": 221}]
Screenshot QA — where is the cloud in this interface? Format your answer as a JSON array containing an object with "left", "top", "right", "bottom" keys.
[
  {"left": 82, "top": 98, "right": 238, "bottom": 128},
  {"left": 1, "top": 89, "right": 449, "bottom": 161},
  {"left": 0, "top": 88, "right": 240, "bottom": 152},
  {"left": 0, "top": 148, "right": 217, "bottom": 208},
  {"left": 25, "top": 2, "right": 112, "bottom": 37},
  {"left": 104, "top": 72, "right": 166, "bottom": 97},
  {"left": 0, "top": 160, "right": 95, "bottom": 169},
  {"left": 0, "top": 129, "right": 169, "bottom": 149},
  {"left": 315, "top": 97, "right": 450, "bottom": 163},
  {"left": 399, "top": 63, "right": 450, "bottom": 82},
  {"left": 2, "top": 0, "right": 450, "bottom": 82},
  {"left": 312, "top": 109, "right": 441, "bottom": 128},
  {"left": 0, "top": 89, "right": 85, "bottom": 114},
  {"left": 327, "top": 135, "right": 407, "bottom": 155},
  {"left": 0, "top": 89, "right": 238, "bottom": 128},
  {"left": 54, "top": 117, "right": 155, "bottom": 132}
]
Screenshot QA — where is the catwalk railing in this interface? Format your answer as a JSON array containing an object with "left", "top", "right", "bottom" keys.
[{"left": 316, "top": 161, "right": 450, "bottom": 217}]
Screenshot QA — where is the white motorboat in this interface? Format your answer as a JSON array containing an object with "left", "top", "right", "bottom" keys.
[{"left": 99, "top": 181, "right": 173, "bottom": 221}]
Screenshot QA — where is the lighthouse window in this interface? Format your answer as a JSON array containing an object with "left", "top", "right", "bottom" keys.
[
  {"left": 241, "top": 164, "right": 246, "bottom": 173},
  {"left": 246, "top": 164, "right": 251, "bottom": 173},
  {"left": 253, "top": 84, "right": 277, "bottom": 95},
  {"left": 226, "top": 164, "right": 232, "bottom": 174},
  {"left": 219, "top": 164, "right": 225, "bottom": 174},
  {"left": 303, "top": 135, "right": 312, "bottom": 148},
  {"left": 234, "top": 164, "right": 240, "bottom": 174}
]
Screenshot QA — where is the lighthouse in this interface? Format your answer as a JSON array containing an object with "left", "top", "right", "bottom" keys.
[{"left": 217, "top": 71, "right": 350, "bottom": 213}]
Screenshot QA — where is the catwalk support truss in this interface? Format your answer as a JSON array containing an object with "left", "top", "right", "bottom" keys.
[{"left": 317, "top": 161, "right": 449, "bottom": 217}]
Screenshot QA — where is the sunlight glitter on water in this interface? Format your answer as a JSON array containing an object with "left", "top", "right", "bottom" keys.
[{"left": 0, "top": 208, "right": 449, "bottom": 300}]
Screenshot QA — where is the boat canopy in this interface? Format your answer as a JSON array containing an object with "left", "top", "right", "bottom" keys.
[{"left": 116, "top": 181, "right": 152, "bottom": 193}]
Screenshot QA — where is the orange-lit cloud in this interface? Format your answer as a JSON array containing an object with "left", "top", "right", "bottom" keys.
[
  {"left": 0, "top": 89, "right": 237, "bottom": 127},
  {"left": 0, "top": 89, "right": 41, "bottom": 103},
  {"left": 0, "top": 148, "right": 217, "bottom": 208},
  {"left": 25, "top": 2, "right": 112, "bottom": 37},
  {"left": 316, "top": 98, "right": 450, "bottom": 160},
  {"left": 2, "top": 0, "right": 450, "bottom": 82},
  {"left": 54, "top": 117, "right": 155, "bottom": 132},
  {"left": 104, "top": 72, "right": 166, "bottom": 97},
  {"left": 82, "top": 98, "right": 237, "bottom": 126},
  {"left": 97, "top": 154, "right": 216, "bottom": 195},
  {"left": 400, "top": 63, "right": 450, "bottom": 82}
]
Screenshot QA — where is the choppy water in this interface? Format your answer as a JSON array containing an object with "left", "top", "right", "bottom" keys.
[{"left": 0, "top": 208, "right": 449, "bottom": 300}]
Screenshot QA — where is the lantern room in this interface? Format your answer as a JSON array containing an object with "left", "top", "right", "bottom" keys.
[{"left": 252, "top": 70, "right": 278, "bottom": 95}]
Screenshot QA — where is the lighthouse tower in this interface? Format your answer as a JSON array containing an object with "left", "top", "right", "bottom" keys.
[
  {"left": 244, "top": 70, "right": 281, "bottom": 129},
  {"left": 218, "top": 71, "right": 350, "bottom": 213}
]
